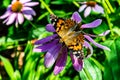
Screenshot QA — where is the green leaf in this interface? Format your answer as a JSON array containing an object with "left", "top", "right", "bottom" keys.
[
  {"left": 51, "top": 0, "right": 66, "bottom": 5},
  {"left": 0, "top": 74, "right": 2, "bottom": 80},
  {"left": 37, "top": 12, "right": 49, "bottom": 22},
  {"left": 93, "top": 22, "right": 109, "bottom": 34},
  {"left": 103, "top": 39, "right": 120, "bottom": 80},
  {"left": 0, "top": 55, "right": 15, "bottom": 80},
  {"left": 14, "top": 70, "right": 21, "bottom": 80},
  {"left": 22, "top": 54, "right": 39, "bottom": 80},
  {"left": 79, "top": 59, "right": 102, "bottom": 80},
  {"left": 3, "top": 0, "right": 10, "bottom": 7}
]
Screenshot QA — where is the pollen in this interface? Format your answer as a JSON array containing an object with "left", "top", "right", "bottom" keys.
[
  {"left": 86, "top": 1, "right": 96, "bottom": 7},
  {"left": 11, "top": 0, "right": 23, "bottom": 12}
]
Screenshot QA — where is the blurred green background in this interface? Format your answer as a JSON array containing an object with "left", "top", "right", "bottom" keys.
[{"left": 0, "top": 0, "right": 120, "bottom": 80}]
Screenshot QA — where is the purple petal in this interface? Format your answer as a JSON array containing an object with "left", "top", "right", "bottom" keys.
[
  {"left": 81, "top": 19, "right": 102, "bottom": 29},
  {"left": 54, "top": 48, "right": 67, "bottom": 75},
  {"left": 22, "top": 7, "right": 36, "bottom": 16},
  {"left": 33, "top": 40, "right": 59, "bottom": 52},
  {"left": 71, "top": 12, "right": 82, "bottom": 23},
  {"left": 6, "top": 13, "right": 17, "bottom": 25},
  {"left": 84, "top": 35, "right": 110, "bottom": 51},
  {"left": 34, "top": 34, "right": 58, "bottom": 45},
  {"left": 78, "top": 4, "right": 87, "bottom": 12},
  {"left": 94, "top": 4, "right": 104, "bottom": 14},
  {"left": 24, "top": 2, "right": 39, "bottom": 6},
  {"left": 24, "top": 14, "right": 33, "bottom": 20},
  {"left": 7, "top": 5, "right": 12, "bottom": 10},
  {"left": 85, "top": 30, "right": 110, "bottom": 38},
  {"left": 0, "top": 11, "right": 12, "bottom": 19},
  {"left": 3, "top": 18, "right": 9, "bottom": 24},
  {"left": 46, "top": 24, "right": 56, "bottom": 32},
  {"left": 84, "top": 6, "right": 91, "bottom": 17},
  {"left": 84, "top": 41, "right": 93, "bottom": 58},
  {"left": 17, "top": 13, "right": 24, "bottom": 24},
  {"left": 98, "top": 30, "right": 110, "bottom": 36},
  {"left": 70, "top": 52, "right": 83, "bottom": 71},
  {"left": 20, "top": 0, "right": 31, "bottom": 4},
  {"left": 15, "top": 17, "right": 18, "bottom": 27},
  {"left": 44, "top": 44, "right": 62, "bottom": 68}
]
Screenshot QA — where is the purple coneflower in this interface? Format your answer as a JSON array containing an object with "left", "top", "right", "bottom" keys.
[
  {"left": 0, "top": 0, "right": 39, "bottom": 27},
  {"left": 34, "top": 12, "right": 110, "bottom": 75},
  {"left": 78, "top": 1, "right": 104, "bottom": 17}
]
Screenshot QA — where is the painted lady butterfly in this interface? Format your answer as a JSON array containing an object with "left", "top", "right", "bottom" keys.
[{"left": 50, "top": 14, "right": 90, "bottom": 59}]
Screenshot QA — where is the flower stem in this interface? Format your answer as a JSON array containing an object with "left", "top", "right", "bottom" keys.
[
  {"left": 102, "top": 0, "right": 114, "bottom": 36},
  {"left": 24, "top": 16, "right": 41, "bottom": 32},
  {"left": 40, "top": 0, "right": 54, "bottom": 14},
  {"left": 105, "top": 0, "right": 114, "bottom": 13},
  {"left": 73, "top": 1, "right": 80, "bottom": 8}
]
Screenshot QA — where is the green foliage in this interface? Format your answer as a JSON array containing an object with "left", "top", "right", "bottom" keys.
[
  {"left": 103, "top": 38, "right": 120, "bottom": 80},
  {"left": 0, "top": 56, "right": 15, "bottom": 80},
  {"left": 0, "top": 0, "right": 120, "bottom": 80},
  {"left": 80, "top": 59, "right": 102, "bottom": 80}
]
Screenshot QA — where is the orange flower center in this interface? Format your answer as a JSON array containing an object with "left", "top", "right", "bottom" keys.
[
  {"left": 11, "top": 0, "right": 23, "bottom": 12},
  {"left": 86, "top": 1, "right": 96, "bottom": 7}
]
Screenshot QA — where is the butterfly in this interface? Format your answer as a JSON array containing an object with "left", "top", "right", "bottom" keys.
[{"left": 50, "top": 14, "right": 90, "bottom": 59}]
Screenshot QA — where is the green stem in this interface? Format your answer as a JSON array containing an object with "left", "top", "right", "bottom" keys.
[
  {"left": 102, "top": 0, "right": 111, "bottom": 14},
  {"left": 40, "top": 0, "right": 54, "bottom": 14},
  {"left": 102, "top": 0, "right": 114, "bottom": 36},
  {"left": 26, "top": 19, "right": 37, "bottom": 29},
  {"left": 14, "top": 41, "right": 19, "bottom": 70},
  {"left": 24, "top": 16, "right": 41, "bottom": 32},
  {"left": 73, "top": 1, "right": 80, "bottom": 8},
  {"left": 105, "top": 0, "right": 114, "bottom": 13}
]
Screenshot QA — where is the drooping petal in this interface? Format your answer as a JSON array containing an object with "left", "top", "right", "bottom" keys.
[
  {"left": 84, "top": 6, "right": 91, "bottom": 17},
  {"left": 44, "top": 44, "right": 62, "bottom": 68},
  {"left": 84, "top": 35, "right": 110, "bottom": 51},
  {"left": 20, "top": 0, "right": 31, "bottom": 4},
  {"left": 98, "top": 30, "right": 110, "bottom": 36},
  {"left": 81, "top": 19, "right": 102, "bottom": 29},
  {"left": 17, "top": 13, "right": 24, "bottom": 24},
  {"left": 24, "top": 14, "right": 33, "bottom": 20},
  {"left": 6, "top": 13, "right": 17, "bottom": 25},
  {"left": 15, "top": 17, "right": 18, "bottom": 27},
  {"left": 34, "top": 34, "right": 58, "bottom": 45},
  {"left": 24, "top": 2, "right": 39, "bottom": 7},
  {"left": 85, "top": 30, "right": 110, "bottom": 38},
  {"left": 22, "top": 7, "right": 36, "bottom": 16},
  {"left": 33, "top": 40, "right": 59, "bottom": 52},
  {"left": 71, "top": 11, "right": 82, "bottom": 23},
  {"left": 84, "top": 41, "right": 93, "bottom": 58},
  {"left": 54, "top": 47, "right": 67, "bottom": 75},
  {"left": 78, "top": 4, "right": 87, "bottom": 12},
  {"left": 46, "top": 24, "right": 56, "bottom": 32},
  {"left": 94, "top": 4, "right": 104, "bottom": 14},
  {"left": 70, "top": 52, "right": 83, "bottom": 71}
]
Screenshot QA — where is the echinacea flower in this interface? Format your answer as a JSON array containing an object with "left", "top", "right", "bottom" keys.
[
  {"left": 0, "top": 0, "right": 39, "bottom": 27},
  {"left": 78, "top": 1, "right": 104, "bottom": 17},
  {"left": 34, "top": 12, "right": 110, "bottom": 75}
]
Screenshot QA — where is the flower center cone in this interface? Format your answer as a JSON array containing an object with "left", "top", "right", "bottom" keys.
[
  {"left": 86, "top": 1, "right": 96, "bottom": 7},
  {"left": 11, "top": 0, "right": 23, "bottom": 12}
]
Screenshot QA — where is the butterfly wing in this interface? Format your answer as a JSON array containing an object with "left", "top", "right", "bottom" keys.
[{"left": 50, "top": 14, "right": 92, "bottom": 59}]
